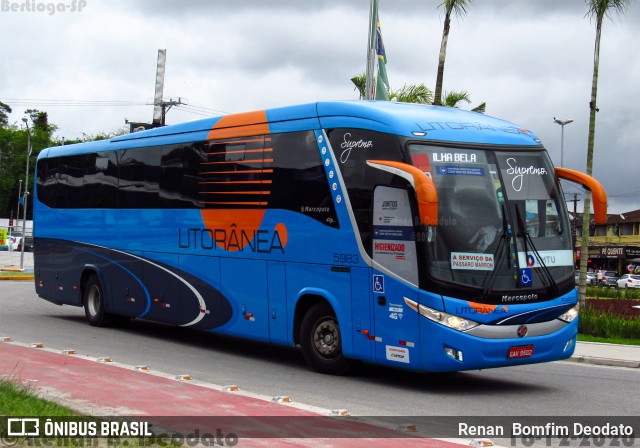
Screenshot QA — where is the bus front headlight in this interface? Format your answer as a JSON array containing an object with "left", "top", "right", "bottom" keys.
[
  {"left": 558, "top": 303, "right": 580, "bottom": 323},
  {"left": 417, "top": 304, "right": 479, "bottom": 332}
]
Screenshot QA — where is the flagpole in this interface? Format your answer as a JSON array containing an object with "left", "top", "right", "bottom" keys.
[{"left": 365, "top": 0, "right": 376, "bottom": 100}]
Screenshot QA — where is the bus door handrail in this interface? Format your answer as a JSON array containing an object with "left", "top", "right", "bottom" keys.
[
  {"left": 366, "top": 160, "right": 438, "bottom": 226},
  {"left": 555, "top": 167, "right": 607, "bottom": 225}
]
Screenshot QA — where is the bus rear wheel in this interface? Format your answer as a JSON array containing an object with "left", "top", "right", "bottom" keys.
[
  {"left": 300, "top": 302, "right": 353, "bottom": 375},
  {"left": 83, "top": 274, "right": 122, "bottom": 327}
]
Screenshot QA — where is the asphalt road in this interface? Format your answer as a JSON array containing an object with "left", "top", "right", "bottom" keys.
[{"left": 1, "top": 281, "right": 638, "bottom": 418}]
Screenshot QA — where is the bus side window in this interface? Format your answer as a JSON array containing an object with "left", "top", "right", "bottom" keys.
[
  {"left": 118, "top": 148, "right": 161, "bottom": 209},
  {"left": 38, "top": 157, "right": 60, "bottom": 208},
  {"left": 84, "top": 152, "right": 118, "bottom": 208},
  {"left": 327, "top": 128, "right": 407, "bottom": 255},
  {"left": 160, "top": 143, "right": 206, "bottom": 209},
  {"left": 269, "top": 131, "right": 338, "bottom": 228},
  {"left": 61, "top": 154, "right": 87, "bottom": 209},
  {"left": 200, "top": 137, "right": 267, "bottom": 209}
]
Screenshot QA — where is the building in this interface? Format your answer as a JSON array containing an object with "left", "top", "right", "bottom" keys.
[{"left": 574, "top": 209, "right": 640, "bottom": 275}]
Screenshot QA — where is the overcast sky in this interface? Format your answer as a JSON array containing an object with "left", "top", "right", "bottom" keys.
[{"left": 1, "top": 0, "right": 638, "bottom": 213}]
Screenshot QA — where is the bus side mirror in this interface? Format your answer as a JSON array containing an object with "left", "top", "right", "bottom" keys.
[
  {"left": 366, "top": 160, "right": 438, "bottom": 226},
  {"left": 555, "top": 167, "right": 607, "bottom": 225}
]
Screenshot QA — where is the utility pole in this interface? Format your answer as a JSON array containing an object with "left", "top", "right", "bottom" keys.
[
  {"left": 160, "top": 97, "right": 184, "bottom": 126},
  {"left": 572, "top": 193, "right": 578, "bottom": 254},
  {"left": 151, "top": 49, "right": 183, "bottom": 126}
]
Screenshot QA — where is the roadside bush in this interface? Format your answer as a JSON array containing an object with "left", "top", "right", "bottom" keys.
[
  {"left": 586, "top": 286, "right": 640, "bottom": 300},
  {"left": 579, "top": 304, "right": 640, "bottom": 340}
]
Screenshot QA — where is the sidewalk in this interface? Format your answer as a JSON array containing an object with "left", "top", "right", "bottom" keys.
[
  {"left": 0, "top": 338, "right": 638, "bottom": 446},
  {"left": 0, "top": 249, "right": 34, "bottom": 280},
  {"left": 571, "top": 341, "right": 640, "bottom": 368},
  {"left": 0, "top": 341, "right": 465, "bottom": 447}
]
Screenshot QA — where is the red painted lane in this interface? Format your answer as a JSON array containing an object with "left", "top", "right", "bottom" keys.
[{"left": 0, "top": 343, "right": 464, "bottom": 447}]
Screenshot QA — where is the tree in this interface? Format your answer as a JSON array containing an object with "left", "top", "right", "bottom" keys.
[
  {"left": 351, "top": 74, "right": 485, "bottom": 112},
  {"left": 390, "top": 84, "right": 433, "bottom": 104},
  {"left": 578, "top": 0, "right": 633, "bottom": 307},
  {"left": 0, "top": 109, "right": 57, "bottom": 219},
  {"left": 0, "top": 101, "right": 12, "bottom": 127},
  {"left": 351, "top": 74, "right": 367, "bottom": 100},
  {"left": 442, "top": 90, "right": 486, "bottom": 113},
  {"left": 433, "top": 0, "right": 474, "bottom": 106},
  {"left": 24, "top": 109, "right": 56, "bottom": 134}
]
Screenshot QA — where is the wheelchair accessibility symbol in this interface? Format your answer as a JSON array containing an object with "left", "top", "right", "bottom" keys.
[
  {"left": 373, "top": 274, "right": 385, "bottom": 293},
  {"left": 520, "top": 268, "right": 532, "bottom": 286}
]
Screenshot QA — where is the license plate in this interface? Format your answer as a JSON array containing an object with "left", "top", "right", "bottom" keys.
[{"left": 508, "top": 345, "right": 534, "bottom": 359}]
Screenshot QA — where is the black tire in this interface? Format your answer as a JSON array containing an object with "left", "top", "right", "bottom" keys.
[
  {"left": 300, "top": 302, "right": 353, "bottom": 375},
  {"left": 83, "top": 274, "right": 123, "bottom": 327}
]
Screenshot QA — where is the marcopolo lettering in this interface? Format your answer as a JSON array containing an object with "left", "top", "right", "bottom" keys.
[
  {"left": 501, "top": 293, "right": 539, "bottom": 303},
  {"left": 178, "top": 226, "right": 285, "bottom": 253}
]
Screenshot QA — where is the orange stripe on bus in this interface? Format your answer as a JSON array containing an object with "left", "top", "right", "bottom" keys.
[
  {"left": 200, "top": 191, "right": 271, "bottom": 195},
  {"left": 203, "top": 202, "right": 267, "bottom": 206},
  {"left": 199, "top": 180, "right": 273, "bottom": 185},
  {"left": 200, "top": 209, "right": 268, "bottom": 251},
  {"left": 207, "top": 110, "right": 269, "bottom": 140},
  {"left": 208, "top": 137, "right": 271, "bottom": 145},
  {"left": 199, "top": 169, "right": 273, "bottom": 175},
  {"left": 201, "top": 158, "right": 274, "bottom": 165},
  {"left": 206, "top": 148, "right": 273, "bottom": 156}
]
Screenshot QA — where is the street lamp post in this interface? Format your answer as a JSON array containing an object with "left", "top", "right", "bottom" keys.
[
  {"left": 15, "top": 178, "right": 22, "bottom": 237},
  {"left": 553, "top": 117, "right": 574, "bottom": 167},
  {"left": 20, "top": 118, "right": 33, "bottom": 270}
]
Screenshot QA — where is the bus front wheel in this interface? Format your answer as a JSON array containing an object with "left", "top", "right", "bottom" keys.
[
  {"left": 83, "top": 274, "right": 119, "bottom": 327},
  {"left": 300, "top": 302, "right": 353, "bottom": 375}
]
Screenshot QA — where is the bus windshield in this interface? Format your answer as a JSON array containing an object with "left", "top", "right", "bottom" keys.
[{"left": 408, "top": 144, "right": 573, "bottom": 303}]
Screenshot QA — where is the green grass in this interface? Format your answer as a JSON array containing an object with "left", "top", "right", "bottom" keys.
[
  {"left": 586, "top": 286, "right": 640, "bottom": 299},
  {"left": 0, "top": 379, "right": 77, "bottom": 416},
  {"left": 578, "top": 305, "right": 640, "bottom": 340},
  {"left": 0, "top": 380, "right": 176, "bottom": 447},
  {"left": 577, "top": 334, "right": 640, "bottom": 346}
]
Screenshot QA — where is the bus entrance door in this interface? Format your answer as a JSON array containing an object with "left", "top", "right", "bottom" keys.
[{"left": 371, "top": 186, "right": 421, "bottom": 369}]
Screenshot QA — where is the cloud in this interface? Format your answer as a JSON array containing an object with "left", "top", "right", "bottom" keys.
[{"left": 1, "top": 0, "right": 638, "bottom": 211}]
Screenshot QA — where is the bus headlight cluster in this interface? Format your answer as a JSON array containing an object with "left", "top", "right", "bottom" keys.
[
  {"left": 418, "top": 304, "right": 479, "bottom": 332},
  {"left": 558, "top": 303, "right": 580, "bottom": 323}
]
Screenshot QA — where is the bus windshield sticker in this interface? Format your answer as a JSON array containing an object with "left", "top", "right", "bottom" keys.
[
  {"left": 517, "top": 250, "right": 573, "bottom": 268},
  {"left": 372, "top": 186, "right": 419, "bottom": 285},
  {"left": 451, "top": 252, "right": 495, "bottom": 271},
  {"left": 435, "top": 166, "right": 485, "bottom": 176},
  {"left": 497, "top": 154, "right": 551, "bottom": 200}
]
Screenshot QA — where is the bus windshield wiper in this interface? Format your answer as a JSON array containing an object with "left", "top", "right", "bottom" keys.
[
  {"left": 515, "top": 206, "right": 559, "bottom": 296},
  {"left": 480, "top": 205, "right": 512, "bottom": 300}
]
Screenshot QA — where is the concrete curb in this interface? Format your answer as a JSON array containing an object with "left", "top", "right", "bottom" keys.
[
  {"left": 0, "top": 275, "right": 34, "bottom": 281},
  {"left": 569, "top": 355, "right": 640, "bottom": 369},
  {"left": 0, "top": 266, "right": 34, "bottom": 281}
]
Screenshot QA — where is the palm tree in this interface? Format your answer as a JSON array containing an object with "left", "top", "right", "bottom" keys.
[
  {"left": 433, "top": 0, "right": 474, "bottom": 106},
  {"left": 442, "top": 90, "right": 486, "bottom": 113},
  {"left": 578, "top": 0, "right": 632, "bottom": 307},
  {"left": 351, "top": 74, "right": 485, "bottom": 112},
  {"left": 351, "top": 74, "right": 367, "bottom": 100},
  {"left": 390, "top": 84, "right": 433, "bottom": 104}
]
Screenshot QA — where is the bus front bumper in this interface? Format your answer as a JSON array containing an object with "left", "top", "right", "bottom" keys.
[{"left": 419, "top": 318, "right": 578, "bottom": 372}]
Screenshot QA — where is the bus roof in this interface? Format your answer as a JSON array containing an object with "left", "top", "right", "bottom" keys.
[{"left": 40, "top": 101, "right": 542, "bottom": 159}]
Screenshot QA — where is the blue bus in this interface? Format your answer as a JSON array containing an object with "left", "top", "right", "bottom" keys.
[{"left": 33, "top": 101, "right": 607, "bottom": 374}]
